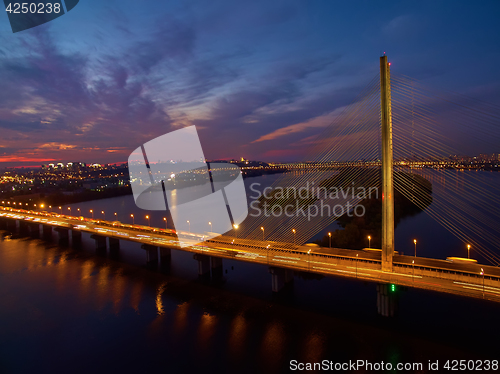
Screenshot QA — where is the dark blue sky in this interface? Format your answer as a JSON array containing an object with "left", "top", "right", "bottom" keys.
[{"left": 0, "top": 0, "right": 499, "bottom": 166}]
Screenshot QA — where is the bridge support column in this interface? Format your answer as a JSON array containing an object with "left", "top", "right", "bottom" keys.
[
  {"left": 211, "top": 257, "right": 223, "bottom": 280},
  {"left": 193, "top": 254, "right": 211, "bottom": 278},
  {"left": 91, "top": 234, "right": 107, "bottom": 252},
  {"left": 42, "top": 224, "right": 52, "bottom": 240},
  {"left": 4, "top": 218, "right": 17, "bottom": 232},
  {"left": 71, "top": 230, "right": 82, "bottom": 245},
  {"left": 19, "top": 220, "right": 30, "bottom": 236},
  {"left": 380, "top": 55, "right": 395, "bottom": 272},
  {"left": 159, "top": 248, "right": 171, "bottom": 268},
  {"left": 109, "top": 238, "right": 120, "bottom": 258},
  {"left": 376, "top": 283, "right": 399, "bottom": 317},
  {"left": 55, "top": 227, "right": 69, "bottom": 244},
  {"left": 28, "top": 222, "right": 40, "bottom": 238},
  {"left": 141, "top": 244, "right": 158, "bottom": 266},
  {"left": 269, "top": 267, "right": 294, "bottom": 293}
]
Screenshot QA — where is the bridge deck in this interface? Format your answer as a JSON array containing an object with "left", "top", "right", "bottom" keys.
[{"left": 1, "top": 207, "right": 499, "bottom": 302}]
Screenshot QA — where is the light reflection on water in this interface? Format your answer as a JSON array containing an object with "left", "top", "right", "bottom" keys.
[{"left": 0, "top": 176, "right": 499, "bottom": 373}]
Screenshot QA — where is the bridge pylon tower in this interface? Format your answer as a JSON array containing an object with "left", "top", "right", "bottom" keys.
[{"left": 380, "top": 55, "right": 394, "bottom": 272}]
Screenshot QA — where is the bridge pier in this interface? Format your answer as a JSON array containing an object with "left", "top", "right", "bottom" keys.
[
  {"left": 28, "top": 222, "right": 40, "bottom": 238},
  {"left": 19, "top": 220, "right": 30, "bottom": 236},
  {"left": 141, "top": 244, "right": 158, "bottom": 266},
  {"left": 269, "top": 267, "right": 294, "bottom": 293},
  {"left": 71, "top": 229, "right": 82, "bottom": 245},
  {"left": 193, "top": 254, "right": 211, "bottom": 279},
  {"left": 4, "top": 218, "right": 17, "bottom": 232},
  {"left": 42, "top": 224, "right": 52, "bottom": 240},
  {"left": 109, "top": 238, "right": 120, "bottom": 258},
  {"left": 91, "top": 234, "right": 107, "bottom": 252},
  {"left": 55, "top": 227, "right": 69, "bottom": 245},
  {"left": 211, "top": 257, "right": 223, "bottom": 280},
  {"left": 376, "top": 283, "right": 399, "bottom": 317},
  {"left": 159, "top": 248, "right": 171, "bottom": 268}
]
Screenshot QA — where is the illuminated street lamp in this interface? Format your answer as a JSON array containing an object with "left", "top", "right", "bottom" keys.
[
  {"left": 163, "top": 217, "right": 167, "bottom": 229},
  {"left": 58, "top": 206, "right": 62, "bottom": 214},
  {"left": 102, "top": 211, "right": 105, "bottom": 220},
  {"left": 146, "top": 215, "right": 150, "bottom": 226},
  {"left": 77, "top": 208, "right": 81, "bottom": 215},
  {"left": 67, "top": 207, "right": 71, "bottom": 215},
  {"left": 90, "top": 209, "right": 94, "bottom": 219},
  {"left": 414, "top": 239, "right": 417, "bottom": 257},
  {"left": 481, "top": 268, "right": 485, "bottom": 298},
  {"left": 356, "top": 253, "right": 359, "bottom": 278},
  {"left": 209, "top": 221, "right": 213, "bottom": 232},
  {"left": 130, "top": 214, "right": 134, "bottom": 224},
  {"left": 412, "top": 260, "right": 415, "bottom": 282},
  {"left": 368, "top": 235, "right": 371, "bottom": 248},
  {"left": 187, "top": 220, "right": 190, "bottom": 232},
  {"left": 49, "top": 205, "right": 52, "bottom": 212},
  {"left": 292, "top": 229, "right": 296, "bottom": 245},
  {"left": 467, "top": 244, "right": 471, "bottom": 259},
  {"left": 328, "top": 232, "right": 332, "bottom": 248},
  {"left": 261, "top": 226, "right": 265, "bottom": 240}
]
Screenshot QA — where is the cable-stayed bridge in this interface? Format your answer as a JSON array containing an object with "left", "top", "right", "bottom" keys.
[{"left": 2, "top": 56, "right": 500, "bottom": 316}]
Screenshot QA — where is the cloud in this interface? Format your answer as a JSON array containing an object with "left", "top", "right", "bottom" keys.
[
  {"left": 251, "top": 109, "right": 343, "bottom": 143},
  {"left": 38, "top": 142, "right": 77, "bottom": 150}
]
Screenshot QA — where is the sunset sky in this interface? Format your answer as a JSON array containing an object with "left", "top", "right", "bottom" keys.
[{"left": 0, "top": 0, "right": 499, "bottom": 167}]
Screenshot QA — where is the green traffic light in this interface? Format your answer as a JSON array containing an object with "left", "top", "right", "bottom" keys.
[{"left": 391, "top": 284, "right": 396, "bottom": 292}]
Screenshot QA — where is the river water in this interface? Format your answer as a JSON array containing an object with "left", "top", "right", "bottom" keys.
[{"left": 0, "top": 171, "right": 499, "bottom": 373}]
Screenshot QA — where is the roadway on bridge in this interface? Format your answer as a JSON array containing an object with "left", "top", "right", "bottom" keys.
[{"left": 1, "top": 207, "right": 500, "bottom": 302}]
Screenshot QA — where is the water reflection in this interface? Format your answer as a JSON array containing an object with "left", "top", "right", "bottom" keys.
[
  {"left": 260, "top": 322, "right": 285, "bottom": 371},
  {"left": 196, "top": 312, "right": 217, "bottom": 356},
  {"left": 228, "top": 313, "right": 247, "bottom": 358},
  {"left": 129, "top": 281, "right": 144, "bottom": 313},
  {"left": 0, "top": 226, "right": 497, "bottom": 373},
  {"left": 172, "top": 301, "right": 189, "bottom": 336},
  {"left": 155, "top": 282, "right": 167, "bottom": 316}
]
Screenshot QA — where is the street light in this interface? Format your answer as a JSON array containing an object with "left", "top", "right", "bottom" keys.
[
  {"left": 146, "top": 215, "right": 150, "bottom": 226},
  {"left": 328, "top": 232, "right": 332, "bottom": 248},
  {"left": 102, "top": 211, "right": 105, "bottom": 220},
  {"left": 308, "top": 249, "right": 312, "bottom": 271},
  {"left": 90, "top": 209, "right": 94, "bottom": 219},
  {"left": 58, "top": 206, "right": 62, "bottom": 214},
  {"left": 481, "top": 268, "right": 485, "bottom": 298},
  {"left": 292, "top": 229, "right": 296, "bottom": 245},
  {"left": 412, "top": 260, "right": 415, "bottom": 282},
  {"left": 49, "top": 205, "right": 52, "bottom": 212},
  {"left": 414, "top": 239, "right": 417, "bottom": 257},
  {"left": 164, "top": 217, "right": 167, "bottom": 229},
  {"left": 187, "top": 220, "right": 190, "bottom": 232},
  {"left": 368, "top": 235, "right": 371, "bottom": 248},
  {"left": 77, "top": 208, "right": 81, "bottom": 215},
  {"left": 209, "top": 221, "right": 212, "bottom": 232},
  {"left": 356, "top": 253, "right": 358, "bottom": 278},
  {"left": 467, "top": 244, "right": 471, "bottom": 259},
  {"left": 261, "top": 226, "right": 265, "bottom": 240},
  {"left": 67, "top": 207, "right": 71, "bottom": 215},
  {"left": 130, "top": 214, "right": 134, "bottom": 224}
]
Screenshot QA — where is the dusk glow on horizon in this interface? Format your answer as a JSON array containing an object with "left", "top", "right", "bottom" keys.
[{"left": 0, "top": 1, "right": 499, "bottom": 168}]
